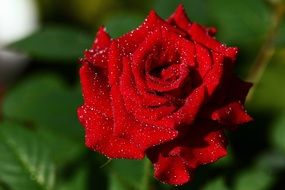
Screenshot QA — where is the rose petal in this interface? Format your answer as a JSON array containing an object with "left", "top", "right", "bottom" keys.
[
  {"left": 195, "top": 43, "right": 212, "bottom": 78},
  {"left": 78, "top": 105, "right": 145, "bottom": 159},
  {"left": 77, "top": 105, "right": 112, "bottom": 148},
  {"left": 108, "top": 42, "right": 122, "bottom": 86},
  {"left": 131, "top": 27, "right": 195, "bottom": 93},
  {"left": 79, "top": 63, "right": 112, "bottom": 116},
  {"left": 181, "top": 124, "right": 227, "bottom": 168},
  {"left": 111, "top": 81, "right": 178, "bottom": 156},
  {"left": 188, "top": 23, "right": 238, "bottom": 60},
  {"left": 151, "top": 155, "right": 190, "bottom": 185},
  {"left": 156, "top": 85, "right": 206, "bottom": 128},
  {"left": 92, "top": 26, "right": 111, "bottom": 49},
  {"left": 83, "top": 27, "right": 111, "bottom": 68},
  {"left": 212, "top": 102, "right": 253, "bottom": 126},
  {"left": 120, "top": 57, "right": 177, "bottom": 123},
  {"left": 116, "top": 10, "right": 166, "bottom": 56},
  {"left": 108, "top": 44, "right": 178, "bottom": 156},
  {"left": 203, "top": 52, "right": 224, "bottom": 96},
  {"left": 167, "top": 4, "right": 191, "bottom": 32},
  {"left": 147, "top": 121, "right": 227, "bottom": 185}
]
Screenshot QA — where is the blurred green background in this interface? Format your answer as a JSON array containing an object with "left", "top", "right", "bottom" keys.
[{"left": 0, "top": 0, "right": 285, "bottom": 189}]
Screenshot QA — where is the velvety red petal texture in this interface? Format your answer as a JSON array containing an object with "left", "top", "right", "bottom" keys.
[
  {"left": 167, "top": 4, "right": 191, "bottom": 32},
  {"left": 211, "top": 102, "right": 252, "bottom": 126},
  {"left": 77, "top": 4, "right": 252, "bottom": 186},
  {"left": 83, "top": 27, "right": 111, "bottom": 68},
  {"left": 147, "top": 121, "right": 227, "bottom": 185}
]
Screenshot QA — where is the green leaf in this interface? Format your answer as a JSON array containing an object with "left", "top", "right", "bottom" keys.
[
  {"left": 0, "top": 121, "right": 55, "bottom": 190},
  {"left": 109, "top": 173, "right": 128, "bottom": 190},
  {"left": 104, "top": 13, "right": 144, "bottom": 38},
  {"left": 203, "top": 177, "right": 228, "bottom": 190},
  {"left": 271, "top": 113, "right": 285, "bottom": 153},
  {"left": 2, "top": 74, "right": 84, "bottom": 140},
  {"left": 256, "top": 151, "right": 285, "bottom": 172},
  {"left": 234, "top": 167, "right": 274, "bottom": 190},
  {"left": 58, "top": 168, "right": 87, "bottom": 190},
  {"left": 36, "top": 129, "right": 84, "bottom": 165},
  {"left": 108, "top": 159, "right": 149, "bottom": 190},
  {"left": 208, "top": 0, "right": 270, "bottom": 46},
  {"left": 2, "top": 74, "right": 85, "bottom": 165},
  {"left": 9, "top": 26, "right": 93, "bottom": 61}
]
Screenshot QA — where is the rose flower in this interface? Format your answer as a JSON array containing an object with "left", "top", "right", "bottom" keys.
[{"left": 77, "top": 4, "right": 252, "bottom": 185}]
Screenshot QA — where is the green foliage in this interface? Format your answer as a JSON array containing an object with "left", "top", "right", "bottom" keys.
[
  {"left": 2, "top": 74, "right": 83, "bottom": 140},
  {"left": 208, "top": 0, "right": 270, "bottom": 46},
  {"left": 256, "top": 152, "right": 285, "bottom": 172},
  {"left": 109, "top": 173, "right": 129, "bottom": 190},
  {"left": 58, "top": 168, "right": 88, "bottom": 190},
  {"left": 2, "top": 74, "right": 85, "bottom": 165},
  {"left": 36, "top": 129, "right": 84, "bottom": 165},
  {"left": 9, "top": 26, "right": 93, "bottom": 61},
  {"left": 0, "top": 121, "right": 55, "bottom": 190},
  {"left": 108, "top": 159, "right": 149, "bottom": 190},
  {"left": 234, "top": 167, "right": 275, "bottom": 190},
  {"left": 203, "top": 177, "right": 229, "bottom": 190},
  {"left": 249, "top": 57, "right": 285, "bottom": 111},
  {"left": 271, "top": 113, "right": 285, "bottom": 153}
]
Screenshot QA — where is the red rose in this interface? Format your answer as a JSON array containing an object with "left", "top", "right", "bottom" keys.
[{"left": 77, "top": 4, "right": 252, "bottom": 185}]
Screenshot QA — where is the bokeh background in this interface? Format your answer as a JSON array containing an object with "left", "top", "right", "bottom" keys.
[{"left": 0, "top": 0, "right": 285, "bottom": 189}]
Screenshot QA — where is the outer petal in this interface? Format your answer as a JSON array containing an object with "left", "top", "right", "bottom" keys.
[
  {"left": 92, "top": 27, "right": 111, "bottom": 49},
  {"left": 115, "top": 10, "right": 167, "bottom": 56},
  {"left": 147, "top": 121, "right": 227, "bottom": 185},
  {"left": 180, "top": 123, "right": 227, "bottom": 168},
  {"left": 151, "top": 155, "right": 190, "bottom": 185},
  {"left": 79, "top": 63, "right": 112, "bottom": 116},
  {"left": 78, "top": 105, "right": 145, "bottom": 159},
  {"left": 201, "top": 76, "right": 252, "bottom": 126},
  {"left": 83, "top": 27, "right": 111, "bottom": 68},
  {"left": 167, "top": 4, "right": 191, "bottom": 32},
  {"left": 211, "top": 102, "right": 253, "bottom": 126},
  {"left": 188, "top": 23, "right": 238, "bottom": 60},
  {"left": 167, "top": 5, "right": 217, "bottom": 37}
]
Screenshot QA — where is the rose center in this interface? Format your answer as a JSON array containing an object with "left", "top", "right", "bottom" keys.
[{"left": 146, "top": 46, "right": 181, "bottom": 83}]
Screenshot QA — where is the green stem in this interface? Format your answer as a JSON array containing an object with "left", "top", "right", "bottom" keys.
[
  {"left": 246, "top": 3, "right": 285, "bottom": 102},
  {"left": 140, "top": 158, "right": 151, "bottom": 190},
  {"left": 100, "top": 159, "right": 112, "bottom": 168},
  {"left": 0, "top": 87, "right": 5, "bottom": 121}
]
